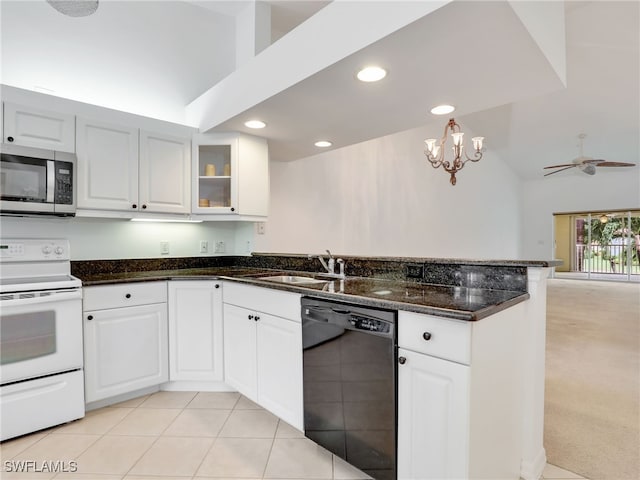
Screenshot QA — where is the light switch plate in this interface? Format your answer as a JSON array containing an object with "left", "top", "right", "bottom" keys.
[
  {"left": 160, "top": 241, "right": 170, "bottom": 255},
  {"left": 215, "top": 241, "right": 225, "bottom": 253},
  {"left": 200, "top": 240, "right": 209, "bottom": 253}
]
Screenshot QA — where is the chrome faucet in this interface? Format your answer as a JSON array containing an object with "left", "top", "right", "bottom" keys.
[{"left": 308, "top": 250, "right": 346, "bottom": 279}]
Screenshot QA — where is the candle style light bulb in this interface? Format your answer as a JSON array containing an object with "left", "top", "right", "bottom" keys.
[
  {"left": 424, "top": 139, "right": 436, "bottom": 153},
  {"left": 451, "top": 132, "right": 464, "bottom": 146},
  {"left": 472, "top": 137, "right": 484, "bottom": 151}
]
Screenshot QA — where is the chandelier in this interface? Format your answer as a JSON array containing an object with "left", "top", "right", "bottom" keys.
[{"left": 423, "top": 118, "right": 484, "bottom": 185}]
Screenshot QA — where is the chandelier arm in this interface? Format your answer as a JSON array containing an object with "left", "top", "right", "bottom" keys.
[
  {"left": 424, "top": 146, "right": 445, "bottom": 168},
  {"left": 464, "top": 150, "right": 483, "bottom": 163}
]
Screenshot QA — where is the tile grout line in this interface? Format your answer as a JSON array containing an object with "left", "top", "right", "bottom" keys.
[
  {"left": 118, "top": 391, "right": 199, "bottom": 479},
  {"left": 260, "top": 417, "right": 280, "bottom": 480},
  {"left": 188, "top": 391, "right": 240, "bottom": 478}
]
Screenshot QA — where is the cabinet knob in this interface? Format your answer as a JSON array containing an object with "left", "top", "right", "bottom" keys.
[
  {"left": 230, "top": 207, "right": 235, "bottom": 212},
  {"left": 125, "top": 293, "right": 131, "bottom": 299},
  {"left": 132, "top": 204, "right": 137, "bottom": 209},
  {"left": 87, "top": 314, "right": 94, "bottom": 321},
  {"left": 422, "top": 332, "right": 432, "bottom": 341},
  {"left": 215, "top": 284, "right": 220, "bottom": 289},
  {"left": 7, "top": 136, "right": 14, "bottom": 142},
  {"left": 248, "top": 314, "right": 254, "bottom": 320},
  {"left": 142, "top": 204, "right": 147, "bottom": 209},
  {"left": 398, "top": 356, "right": 407, "bottom": 365}
]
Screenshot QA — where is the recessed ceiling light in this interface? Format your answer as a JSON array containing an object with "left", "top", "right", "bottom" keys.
[
  {"left": 315, "top": 141, "right": 332, "bottom": 148},
  {"left": 357, "top": 66, "right": 387, "bottom": 82},
  {"left": 244, "top": 120, "right": 266, "bottom": 129},
  {"left": 430, "top": 105, "right": 456, "bottom": 115},
  {"left": 47, "top": 0, "right": 99, "bottom": 17}
]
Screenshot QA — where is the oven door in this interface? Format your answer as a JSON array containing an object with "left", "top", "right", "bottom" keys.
[{"left": 0, "top": 288, "right": 83, "bottom": 384}]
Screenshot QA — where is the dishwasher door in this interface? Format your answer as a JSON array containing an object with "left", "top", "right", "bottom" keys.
[{"left": 301, "top": 297, "right": 397, "bottom": 480}]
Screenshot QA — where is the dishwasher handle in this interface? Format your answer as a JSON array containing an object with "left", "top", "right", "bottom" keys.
[{"left": 302, "top": 302, "right": 395, "bottom": 338}]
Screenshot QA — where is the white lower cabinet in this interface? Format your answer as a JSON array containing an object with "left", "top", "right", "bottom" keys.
[
  {"left": 83, "top": 282, "right": 168, "bottom": 403},
  {"left": 168, "top": 281, "right": 223, "bottom": 382},
  {"left": 397, "top": 347, "right": 470, "bottom": 479},
  {"left": 397, "top": 307, "right": 526, "bottom": 480},
  {"left": 223, "top": 283, "right": 303, "bottom": 430}
]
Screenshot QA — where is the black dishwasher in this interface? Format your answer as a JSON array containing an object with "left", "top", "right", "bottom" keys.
[{"left": 301, "top": 296, "right": 397, "bottom": 480}]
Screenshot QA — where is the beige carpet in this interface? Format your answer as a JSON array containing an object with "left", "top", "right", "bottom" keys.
[{"left": 545, "top": 279, "right": 640, "bottom": 480}]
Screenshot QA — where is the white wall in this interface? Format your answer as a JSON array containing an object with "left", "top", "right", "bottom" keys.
[
  {"left": 254, "top": 121, "right": 524, "bottom": 259},
  {"left": 0, "top": 217, "right": 254, "bottom": 260},
  {"left": 521, "top": 169, "right": 640, "bottom": 260}
]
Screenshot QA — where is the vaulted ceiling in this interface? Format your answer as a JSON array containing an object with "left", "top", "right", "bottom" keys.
[{"left": 1, "top": 1, "right": 638, "bottom": 181}]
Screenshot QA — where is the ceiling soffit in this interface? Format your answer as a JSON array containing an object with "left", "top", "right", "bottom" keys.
[{"left": 200, "top": 1, "right": 567, "bottom": 163}]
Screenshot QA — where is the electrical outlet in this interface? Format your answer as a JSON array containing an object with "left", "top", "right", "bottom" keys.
[
  {"left": 160, "top": 241, "right": 170, "bottom": 255},
  {"left": 200, "top": 240, "right": 209, "bottom": 253},
  {"left": 215, "top": 241, "right": 225, "bottom": 253},
  {"left": 256, "top": 222, "right": 266, "bottom": 235},
  {"left": 245, "top": 240, "right": 252, "bottom": 253},
  {"left": 406, "top": 263, "right": 424, "bottom": 279}
]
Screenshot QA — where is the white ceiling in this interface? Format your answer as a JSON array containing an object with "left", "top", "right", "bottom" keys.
[{"left": 1, "top": 1, "right": 638, "bottom": 181}]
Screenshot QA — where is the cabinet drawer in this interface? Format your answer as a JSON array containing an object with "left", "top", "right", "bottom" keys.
[
  {"left": 84, "top": 282, "right": 167, "bottom": 311},
  {"left": 398, "top": 311, "right": 471, "bottom": 365},
  {"left": 223, "top": 282, "right": 301, "bottom": 321}
]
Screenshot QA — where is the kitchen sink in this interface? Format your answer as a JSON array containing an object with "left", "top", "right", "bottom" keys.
[{"left": 259, "top": 275, "right": 329, "bottom": 285}]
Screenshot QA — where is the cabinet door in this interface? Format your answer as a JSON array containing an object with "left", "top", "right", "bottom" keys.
[
  {"left": 222, "top": 303, "right": 258, "bottom": 400},
  {"left": 256, "top": 313, "right": 303, "bottom": 430},
  {"left": 76, "top": 118, "right": 139, "bottom": 211},
  {"left": 168, "top": 281, "right": 223, "bottom": 382},
  {"left": 192, "top": 134, "right": 237, "bottom": 214},
  {"left": 3, "top": 102, "right": 75, "bottom": 152},
  {"left": 236, "top": 134, "right": 269, "bottom": 217},
  {"left": 397, "top": 348, "right": 470, "bottom": 480},
  {"left": 139, "top": 131, "right": 190, "bottom": 214},
  {"left": 192, "top": 133, "right": 268, "bottom": 216},
  {"left": 84, "top": 303, "right": 168, "bottom": 403}
]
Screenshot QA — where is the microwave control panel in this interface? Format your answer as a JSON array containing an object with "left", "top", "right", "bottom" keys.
[{"left": 54, "top": 161, "right": 74, "bottom": 205}]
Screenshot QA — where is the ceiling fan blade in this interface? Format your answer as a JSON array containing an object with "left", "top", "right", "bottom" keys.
[
  {"left": 581, "top": 159, "right": 606, "bottom": 165},
  {"left": 543, "top": 163, "right": 575, "bottom": 169},
  {"left": 596, "top": 162, "right": 637, "bottom": 167},
  {"left": 544, "top": 165, "right": 576, "bottom": 176}
]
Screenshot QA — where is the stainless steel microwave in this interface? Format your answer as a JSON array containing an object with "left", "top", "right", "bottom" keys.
[{"left": 0, "top": 143, "right": 76, "bottom": 216}]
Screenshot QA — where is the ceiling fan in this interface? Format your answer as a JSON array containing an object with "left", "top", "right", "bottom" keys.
[{"left": 543, "top": 134, "right": 636, "bottom": 177}]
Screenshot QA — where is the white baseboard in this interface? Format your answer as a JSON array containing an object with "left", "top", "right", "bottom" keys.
[
  {"left": 520, "top": 448, "right": 547, "bottom": 480},
  {"left": 85, "top": 385, "right": 160, "bottom": 411},
  {"left": 161, "top": 381, "right": 235, "bottom": 392}
]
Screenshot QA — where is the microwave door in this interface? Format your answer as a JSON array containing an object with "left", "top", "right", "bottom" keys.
[{"left": 0, "top": 159, "right": 55, "bottom": 214}]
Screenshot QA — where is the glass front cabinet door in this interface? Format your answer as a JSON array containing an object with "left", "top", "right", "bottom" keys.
[{"left": 192, "top": 133, "right": 269, "bottom": 217}]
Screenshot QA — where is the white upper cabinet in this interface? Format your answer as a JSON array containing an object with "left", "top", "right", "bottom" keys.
[
  {"left": 3, "top": 102, "right": 75, "bottom": 153},
  {"left": 139, "top": 131, "right": 190, "bottom": 214},
  {"left": 192, "top": 132, "right": 268, "bottom": 217},
  {"left": 76, "top": 118, "right": 191, "bottom": 215},
  {"left": 76, "top": 117, "right": 139, "bottom": 211}
]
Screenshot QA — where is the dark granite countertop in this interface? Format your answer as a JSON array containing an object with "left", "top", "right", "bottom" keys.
[{"left": 77, "top": 266, "right": 529, "bottom": 321}]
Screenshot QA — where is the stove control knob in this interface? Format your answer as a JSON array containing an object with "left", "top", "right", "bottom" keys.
[
  {"left": 55, "top": 246, "right": 64, "bottom": 255},
  {"left": 42, "top": 245, "right": 52, "bottom": 254}
]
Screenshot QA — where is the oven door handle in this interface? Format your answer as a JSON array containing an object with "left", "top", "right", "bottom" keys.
[{"left": 0, "top": 289, "right": 82, "bottom": 307}]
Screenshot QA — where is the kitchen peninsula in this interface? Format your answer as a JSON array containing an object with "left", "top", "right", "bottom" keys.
[{"left": 73, "top": 253, "right": 558, "bottom": 480}]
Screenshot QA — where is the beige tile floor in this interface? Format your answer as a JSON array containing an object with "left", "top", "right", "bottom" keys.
[{"left": 0, "top": 391, "right": 587, "bottom": 480}]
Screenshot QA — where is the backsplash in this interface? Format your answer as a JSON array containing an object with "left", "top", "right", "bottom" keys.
[{"left": 71, "top": 253, "right": 554, "bottom": 292}]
